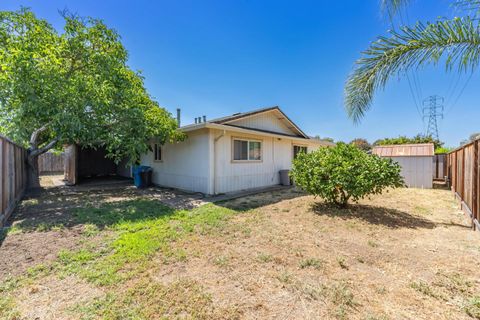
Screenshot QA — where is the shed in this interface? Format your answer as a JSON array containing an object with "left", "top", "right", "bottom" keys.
[
  {"left": 64, "top": 144, "right": 131, "bottom": 185},
  {"left": 371, "top": 143, "right": 434, "bottom": 189}
]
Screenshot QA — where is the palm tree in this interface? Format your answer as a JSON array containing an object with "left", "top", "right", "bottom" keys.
[{"left": 345, "top": 0, "right": 480, "bottom": 122}]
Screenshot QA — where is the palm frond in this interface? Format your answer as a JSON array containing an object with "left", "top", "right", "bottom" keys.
[
  {"left": 381, "top": 0, "right": 411, "bottom": 18},
  {"left": 345, "top": 17, "right": 480, "bottom": 122},
  {"left": 454, "top": 0, "right": 480, "bottom": 16}
]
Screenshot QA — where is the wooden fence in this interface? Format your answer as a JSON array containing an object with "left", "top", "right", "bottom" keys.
[
  {"left": 433, "top": 154, "right": 447, "bottom": 180},
  {"left": 38, "top": 152, "right": 64, "bottom": 174},
  {"left": 447, "top": 139, "right": 480, "bottom": 230},
  {"left": 0, "top": 135, "right": 28, "bottom": 226}
]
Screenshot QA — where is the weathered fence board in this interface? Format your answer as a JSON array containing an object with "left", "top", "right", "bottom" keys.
[
  {"left": 0, "top": 135, "right": 27, "bottom": 226},
  {"left": 448, "top": 139, "right": 480, "bottom": 231},
  {"left": 433, "top": 154, "right": 447, "bottom": 180},
  {"left": 38, "top": 152, "right": 64, "bottom": 174}
]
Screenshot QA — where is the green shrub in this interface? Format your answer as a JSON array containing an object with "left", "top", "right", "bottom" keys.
[{"left": 290, "top": 143, "right": 404, "bottom": 207}]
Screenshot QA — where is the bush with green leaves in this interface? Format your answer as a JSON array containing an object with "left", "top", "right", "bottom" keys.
[{"left": 290, "top": 143, "right": 404, "bottom": 207}]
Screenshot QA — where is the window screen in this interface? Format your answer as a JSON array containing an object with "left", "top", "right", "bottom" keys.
[{"left": 233, "top": 139, "right": 261, "bottom": 161}]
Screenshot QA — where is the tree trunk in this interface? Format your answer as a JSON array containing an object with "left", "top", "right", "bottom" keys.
[
  {"left": 27, "top": 123, "right": 59, "bottom": 189},
  {"left": 27, "top": 152, "right": 41, "bottom": 189},
  {"left": 338, "top": 189, "right": 349, "bottom": 209}
]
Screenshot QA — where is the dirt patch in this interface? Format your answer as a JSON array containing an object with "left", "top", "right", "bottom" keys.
[
  {"left": 15, "top": 275, "right": 104, "bottom": 320},
  {"left": 0, "top": 228, "right": 83, "bottom": 279},
  {"left": 150, "top": 188, "right": 480, "bottom": 319}
]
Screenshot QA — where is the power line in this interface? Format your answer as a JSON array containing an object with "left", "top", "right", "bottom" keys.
[
  {"left": 423, "top": 95, "right": 444, "bottom": 140},
  {"left": 399, "top": 8, "right": 424, "bottom": 121},
  {"left": 445, "top": 71, "right": 474, "bottom": 115},
  {"left": 406, "top": 71, "right": 422, "bottom": 117}
]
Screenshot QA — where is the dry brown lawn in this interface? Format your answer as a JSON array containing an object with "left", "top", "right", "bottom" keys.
[{"left": 1, "top": 186, "right": 480, "bottom": 320}]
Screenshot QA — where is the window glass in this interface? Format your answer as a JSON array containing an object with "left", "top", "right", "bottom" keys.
[
  {"left": 233, "top": 139, "right": 261, "bottom": 161},
  {"left": 234, "top": 140, "right": 248, "bottom": 160},
  {"left": 249, "top": 141, "right": 261, "bottom": 160},
  {"left": 154, "top": 143, "right": 162, "bottom": 161}
]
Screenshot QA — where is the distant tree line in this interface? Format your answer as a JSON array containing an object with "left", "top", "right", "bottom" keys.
[
  {"left": 347, "top": 134, "right": 450, "bottom": 154},
  {"left": 373, "top": 134, "right": 444, "bottom": 151}
]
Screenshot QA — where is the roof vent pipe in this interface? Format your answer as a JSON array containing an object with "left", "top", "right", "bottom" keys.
[
  {"left": 203, "top": 115, "right": 206, "bottom": 122},
  {"left": 176, "top": 108, "right": 181, "bottom": 127},
  {"left": 194, "top": 117, "right": 198, "bottom": 124}
]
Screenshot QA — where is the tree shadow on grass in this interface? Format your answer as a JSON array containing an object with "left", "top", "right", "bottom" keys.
[
  {"left": 2, "top": 186, "right": 176, "bottom": 238},
  {"left": 310, "top": 202, "right": 436, "bottom": 229}
]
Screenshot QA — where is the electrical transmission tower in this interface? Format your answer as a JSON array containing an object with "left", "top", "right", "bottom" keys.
[{"left": 422, "top": 95, "right": 444, "bottom": 140}]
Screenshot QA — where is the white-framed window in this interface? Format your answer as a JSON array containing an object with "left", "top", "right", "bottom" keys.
[
  {"left": 293, "top": 145, "right": 308, "bottom": 159},
  {"left": 153, "top": 143, "right": 162, "bottom": 161},
  {"left": 233, "top": 139, "right": 262, "bottom": 161}
]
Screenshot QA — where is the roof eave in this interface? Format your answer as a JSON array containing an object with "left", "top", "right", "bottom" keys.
[{"left": 181, "top": 123, "right": 331, "bottom": 145}]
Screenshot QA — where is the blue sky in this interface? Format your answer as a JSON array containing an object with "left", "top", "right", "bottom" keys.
[{"left": 1, "top": 0, "right": 478, "bottom": 147}]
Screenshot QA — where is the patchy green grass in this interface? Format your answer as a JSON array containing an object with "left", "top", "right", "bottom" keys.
[
  {"left": 465, "top": 296, "right": 480, "bottom": 319},
  {"left": 257, "top": 253, "right": 273, "bottom": 263},
  {"left": 299, "top": 258, "right": 324, "bottom": 270},
  {"left": 337, "top": 257, "right": 349, "bottom": 270},
  {"left": 410, "top": 281, "right": 444, "bottom": 299},
  {"left": 410, "top": 272, "right": 480, "bottom": 318},
  {"left": 70, "top": 279, "right": 233, "bottom": 320},
  {"left": 54, "top": 200, "right": 236, "bottom": 285},
  {"left": 0, "top": 295, "right": 19, "bottom": 320},
  {"left": 0, "top": 198, "right": 239, "bottom": 319},
  {"left": 330, "top": 281, "right": 357, "bottom": 319},
  {"left": 414, "top": 205, "right": 431, "bottom": 215},
  {"left": 213, "top": 255, "right": 230, "bottom": 267},
  {"left": 367, "top": 239, "right": 378, "bottom": 248},
  {"left": 2, "top": 187, "right": 478, "bottom": 319}
]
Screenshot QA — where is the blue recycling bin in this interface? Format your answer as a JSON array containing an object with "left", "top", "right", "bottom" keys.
[{"left": 133, "top": 165, "right": 152, "bottom": 188}]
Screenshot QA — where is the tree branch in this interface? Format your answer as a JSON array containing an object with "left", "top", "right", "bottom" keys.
[
  {"left": 29, "top": 122, "right": 52, "bottom": 147},
  {"left": 29, "top": 138, "right": 59, "bottom": 158}
]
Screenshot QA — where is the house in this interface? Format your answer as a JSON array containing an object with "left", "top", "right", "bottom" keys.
[
  {"left": 140, "top": 106, "right": 333, "bottom": 194},
  {"left": 371, "top": 143, "right": 434, "bottom": 189}
]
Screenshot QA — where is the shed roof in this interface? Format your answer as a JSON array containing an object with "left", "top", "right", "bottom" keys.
[{"left": 371, "top": 143, "right": 434, "bottom": 157}]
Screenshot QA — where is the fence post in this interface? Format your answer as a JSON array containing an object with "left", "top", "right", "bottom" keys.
[
  {"left": 461, "top": 148, "right": 465, "bottom": 201},
  {"left": 474, "top": 140, "right": 479, "bottom": 230}
]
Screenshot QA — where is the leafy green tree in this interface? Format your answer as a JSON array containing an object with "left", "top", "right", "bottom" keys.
[
  {"left": 345, "top": 0, "right": 480, "bottom": 121},
  {"left": 434, "top": 146, "right": 452, "bottom": 154},
  {"left": 350, "top": 138, "right": 371, "bottom": 151},
  {"left": 290, "top": 143, "right": 404, "bottom": 208},
  {"left": 373, "top": 134, "right": 444, "bottom": 150},
  {"left": 0, "top": 9, "right": 183, "bottom": 187}
]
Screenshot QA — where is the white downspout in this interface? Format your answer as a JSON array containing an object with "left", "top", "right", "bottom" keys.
[
  {"left": 272, "top": 137, "right": 275, "bottom": 182},
  {"left": 213, "top": 130, "right": 225, "bottom": 195}
]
